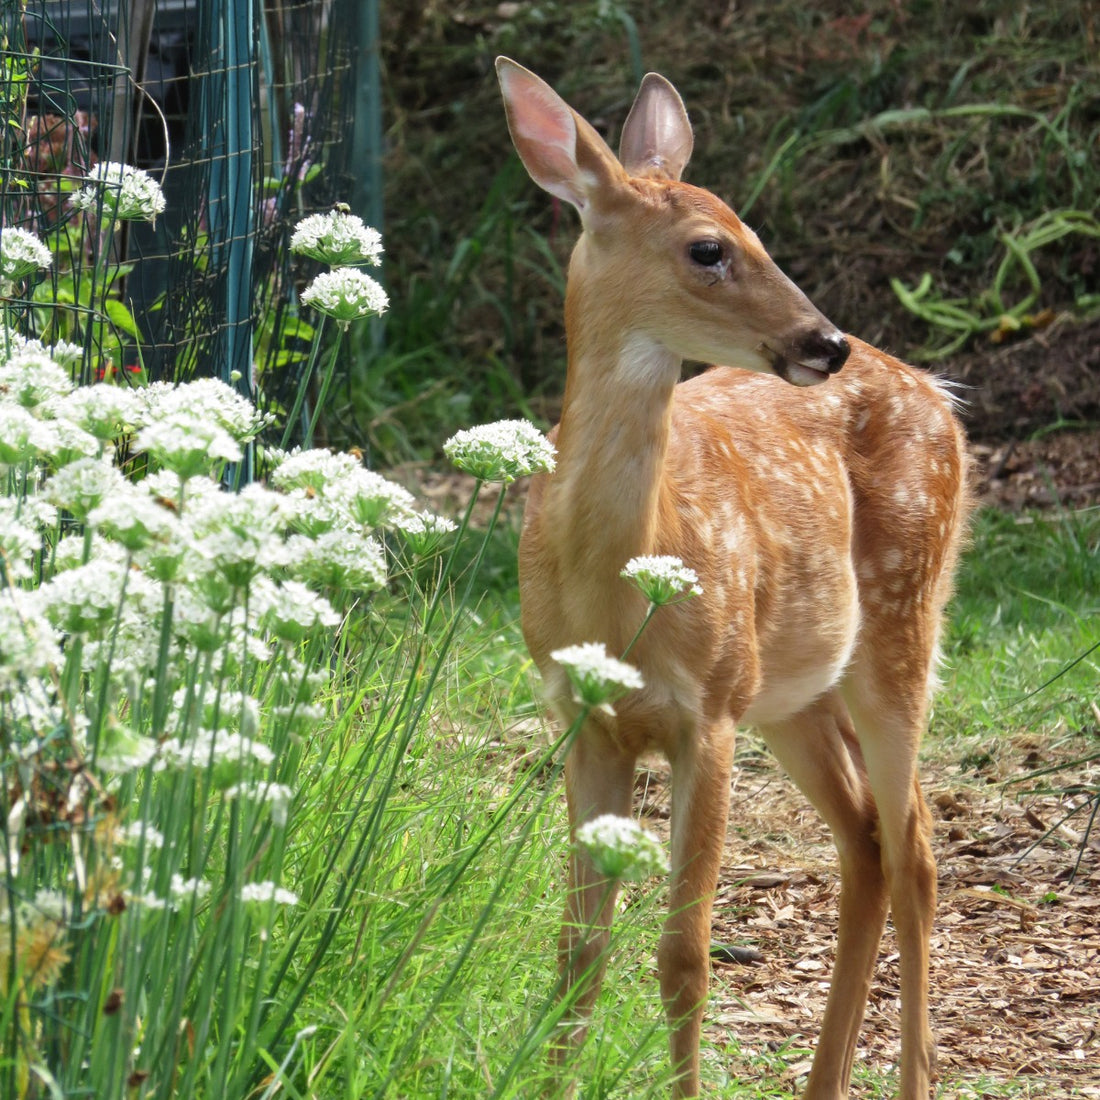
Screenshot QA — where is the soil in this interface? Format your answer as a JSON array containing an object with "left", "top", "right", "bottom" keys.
[
  {"left": 630, "top": 731, "right": 1100, "bottom": 1098},
  {"left": 955, "top": 316, "right": 1100, "bottom": 513}
]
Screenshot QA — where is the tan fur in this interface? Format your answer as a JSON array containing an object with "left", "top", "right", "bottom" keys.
[{"left": 498, "top": 58, "right": 970, "bottom": 1100}]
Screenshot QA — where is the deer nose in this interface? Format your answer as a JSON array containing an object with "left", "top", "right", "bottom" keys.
[
  {"left": 823, "top": 332, "right": 850, "bottom": 373},
  {"left": 799, "top": 329, "right": 850, "bottom": 374}
]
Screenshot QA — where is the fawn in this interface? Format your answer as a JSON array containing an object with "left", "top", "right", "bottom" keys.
[{"left": 497, "top": 57, "right": 969, "bottom": 1099}]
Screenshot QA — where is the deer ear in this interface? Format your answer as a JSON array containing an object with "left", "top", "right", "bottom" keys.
[
  {"left": 496, "top": 56, "right": 625, "bottom": 216},
  {"left": 619, "top": 72, "right": 693, "bottom": 182}
]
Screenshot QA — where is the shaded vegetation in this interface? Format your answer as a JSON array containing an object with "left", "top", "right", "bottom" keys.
[{"left": 339, "top": 0, "right": 1100, "bottom": 462}]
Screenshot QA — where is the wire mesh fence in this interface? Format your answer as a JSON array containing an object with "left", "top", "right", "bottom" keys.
[{"left": 1, "top": 0, "right": 377, "bottom": 448}]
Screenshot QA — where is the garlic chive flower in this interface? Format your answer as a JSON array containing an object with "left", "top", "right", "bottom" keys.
[
  {"left": 621, "top": 555, "right": 702, "bottom": 605},
  {"left": 136, "top": 378, "right": 271, "bottom": 444},
  {"left": 239, "top": 881, "right": 299, "bottom": 906},
  {"left": 117, "top": 821, "right": 166, "bottom": 850},
  {"left": 285, "top": 529, "right": 388, "bottom": 592},
  {"left": 326, "top": 468, "right": 417, "bottom": 528},
  {"left": 0, "top": 405, "right": 52, "bottom": 465},
  {"left": 134, "top": 413, "right": 243, "bottom": 477},
  {"left": 0, "top": 503, "right": 41, "bottom": 583},
  {"left": 0, "top": 349, "right": 73, "bottom": 408},
  {"left": 575, "top": 814, "right": 668, "bottom": 881},
  {"left": 550, "top": 642, "right": 644, "bottom": 712},
  {"left": 71, "top": 161, "right": 166, "bottom": 223},
  {"left": 0, "top": 227, "right": 52, "bottom": 287},
  {"left": 269, "top": 447, "right": 362, "bottom": 492},
  {"left": 443, "top": 419, "right": 556, "bottom": 484},
  {"left": 290, "top": 210, "right": 383, "bottom": 267},
  {"left": 0, "top": 589, "right": 61, "bottom": 691},
  {"left": 44, "top": 457, "right": 128, "bottom": 522},
  {"left": 50, "top": 383, "right": 138, "bottom": 440},
  {"left": 40, "top": 557, "right": 130, "bottom": 636},
  {"left": 224, "top": 781, "right": 294, "bottom": 827},
  {"left": 2, "top": 333, "right": 81, "bottom": 369},
  {"left": 253, "top": 577, "right": 340, "bottom": 644},
  {"left": 300, "top": 267, "right": 388, "bottom": 328},
  {"left": 87, "top": 482, "right": 178, "bottom": 551},
  {"left": 397, "top": 510, "right": 457, "bottom": 558}
]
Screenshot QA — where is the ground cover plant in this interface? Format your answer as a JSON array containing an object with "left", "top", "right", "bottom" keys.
[
  {"left": 1, "top": 174, "right": 693, "bottom": 1097},
  {"left": 1, "top": 178, "right": 542, "bottom": 1097}
]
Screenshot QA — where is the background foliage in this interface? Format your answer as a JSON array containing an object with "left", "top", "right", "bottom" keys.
[{"left": 358, "top": 0, "right": 1099, "bottom": 461}]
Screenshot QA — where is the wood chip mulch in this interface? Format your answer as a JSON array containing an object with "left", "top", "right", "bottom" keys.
[{"left": 633, "top": 735, "right": 1100, "bottom": 1098}]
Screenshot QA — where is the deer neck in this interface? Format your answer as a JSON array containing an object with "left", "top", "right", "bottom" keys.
[{"left": 542, "top": 320, "right": 682, "bottom": 585}]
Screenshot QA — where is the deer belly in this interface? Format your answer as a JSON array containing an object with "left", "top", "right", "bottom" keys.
[{"left": 740, "top": 572, "right": 860, "bottom": 727}]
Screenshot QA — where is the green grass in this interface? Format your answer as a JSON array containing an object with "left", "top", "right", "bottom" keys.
[
  {"left": 272, "top": 501, "right": 1098, "bottom": 1099},
  {"left": 938, "top": 505, "right": 1100, "bottom": 745}
]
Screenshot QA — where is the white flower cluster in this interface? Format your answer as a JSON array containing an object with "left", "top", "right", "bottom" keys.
[
  {"left": 0, "top": 344, "right": 453, "bottom": 793},
  {"left": 549, "top": 641, "right": 644, "bottom": 711},
  {"left": 291, "top": 209, "right": 387, "bottom": 330},
  {"left": 290, "top": 210, "right": 383, "bottom": 267},
  {"left": 443, "top": 419, "right": 556, "bottom": 484},
  {"left": 128, "top": 378, "right": 273, "bottom": 477},
  {"left": 0, "top": 226, "right": 52, "bottom": 287},
  {"left": 574, "top": 814, "right": 668, "bottom": 881},
  {"left": 240, "top": 881, "right": 299, "bottom": 906},
  {"left": 0, "top": 346, "right": 74, "bottom": 407},
  {"left": 620, "top": 555, "right": 702, "bottom": 605},
  {"left": 71, "top": 161, "right": 167, "bottom": 223},
  {"left": 299, "top": 267, "right": 389, "bottom": 328},
  {"left": 224, "top": 780, "right": 294, "bottom": 827},
  {"left": 129, "top": 872, "right": 212, "bottom": 911},
  {"left": 117, "top": 821, "right": 166, "bottom": 851},
  {"left": 5, "top": 332, "right": 83, "bottom": 369},
  {"left": 270, "top": 446, "right": 452, "bottom": 560}
]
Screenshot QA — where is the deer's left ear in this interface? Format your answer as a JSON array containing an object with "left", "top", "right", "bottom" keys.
[{"left": 619, "top": 73, "right": 694, "bottom": 182}]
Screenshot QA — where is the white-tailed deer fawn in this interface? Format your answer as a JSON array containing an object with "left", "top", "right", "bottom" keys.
[{"left": 497, "top": 58, "right": 969, "bottom": 1099}]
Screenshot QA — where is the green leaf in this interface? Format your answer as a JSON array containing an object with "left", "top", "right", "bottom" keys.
[{"left": 104, "top": 298, "right": 142, "bottom": 339}]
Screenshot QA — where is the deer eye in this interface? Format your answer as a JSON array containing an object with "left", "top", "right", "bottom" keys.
[{"left": 688, "top": 239, "right": 723, "bottom": 267}]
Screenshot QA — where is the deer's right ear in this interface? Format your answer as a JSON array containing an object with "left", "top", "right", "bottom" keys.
[{"left": 496, "top": 57, "right": 624, "bottom": 216}]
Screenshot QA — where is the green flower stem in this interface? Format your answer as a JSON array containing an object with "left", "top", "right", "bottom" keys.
[
  {"left": 257, "top": 482, "right": 505, "bottom": 1057},
  {"left": 210, "top": 803, "right": 244, "bottom": 1093},
  {"left": 279, "top": 313, "right": 328, "bottom": 451},
  {"left": 84, "top": 221, "right": 116, "bottom": 386},
  {"left": 232, "top": 825, "right": 287, "bottom": 1087},
  {"left": 419, "top": 478, "right": 484, "bottom": 639},
  {"left": 621, "top": 602, "right": 658, "bottom": 660},
  {"left": 303, "top": 323, "right": 344, "bottom": 449}
]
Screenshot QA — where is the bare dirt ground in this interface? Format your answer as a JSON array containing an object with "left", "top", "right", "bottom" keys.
[
  {"left": 972, "top": 428, "right": 1100, "bottom": 513},
  {"left": 630, "top": 727, "right": 1100, "bottom": 1099}
]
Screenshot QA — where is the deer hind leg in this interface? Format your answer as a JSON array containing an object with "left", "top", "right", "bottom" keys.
[
  {"left": 549, "top": 724, "right": 637, "bottom": 1084},
  {"left": 660, "top": 717, "right": 736, "bottom": 1099},
  {"left": 757, "top": 691, "right": 889, "bottom": 1100},
  {"left": 842, "top": 650, "right": 939, "bottom": 1100}
]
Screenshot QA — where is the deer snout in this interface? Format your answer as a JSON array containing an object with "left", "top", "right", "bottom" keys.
[
  {"left": 763, "top": 327, "right": 850, "bottom": 388},
  {"left": 800, "top": 329, "right": 850, "bottom": 375}
]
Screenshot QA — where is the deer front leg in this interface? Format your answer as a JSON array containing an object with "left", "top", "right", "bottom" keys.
[
  {"left": 549, "top": 726, "right": 637, "bottom": 1088},
  {"left": 660, "top": 720, "right": 736, "bottom": 1099}
]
